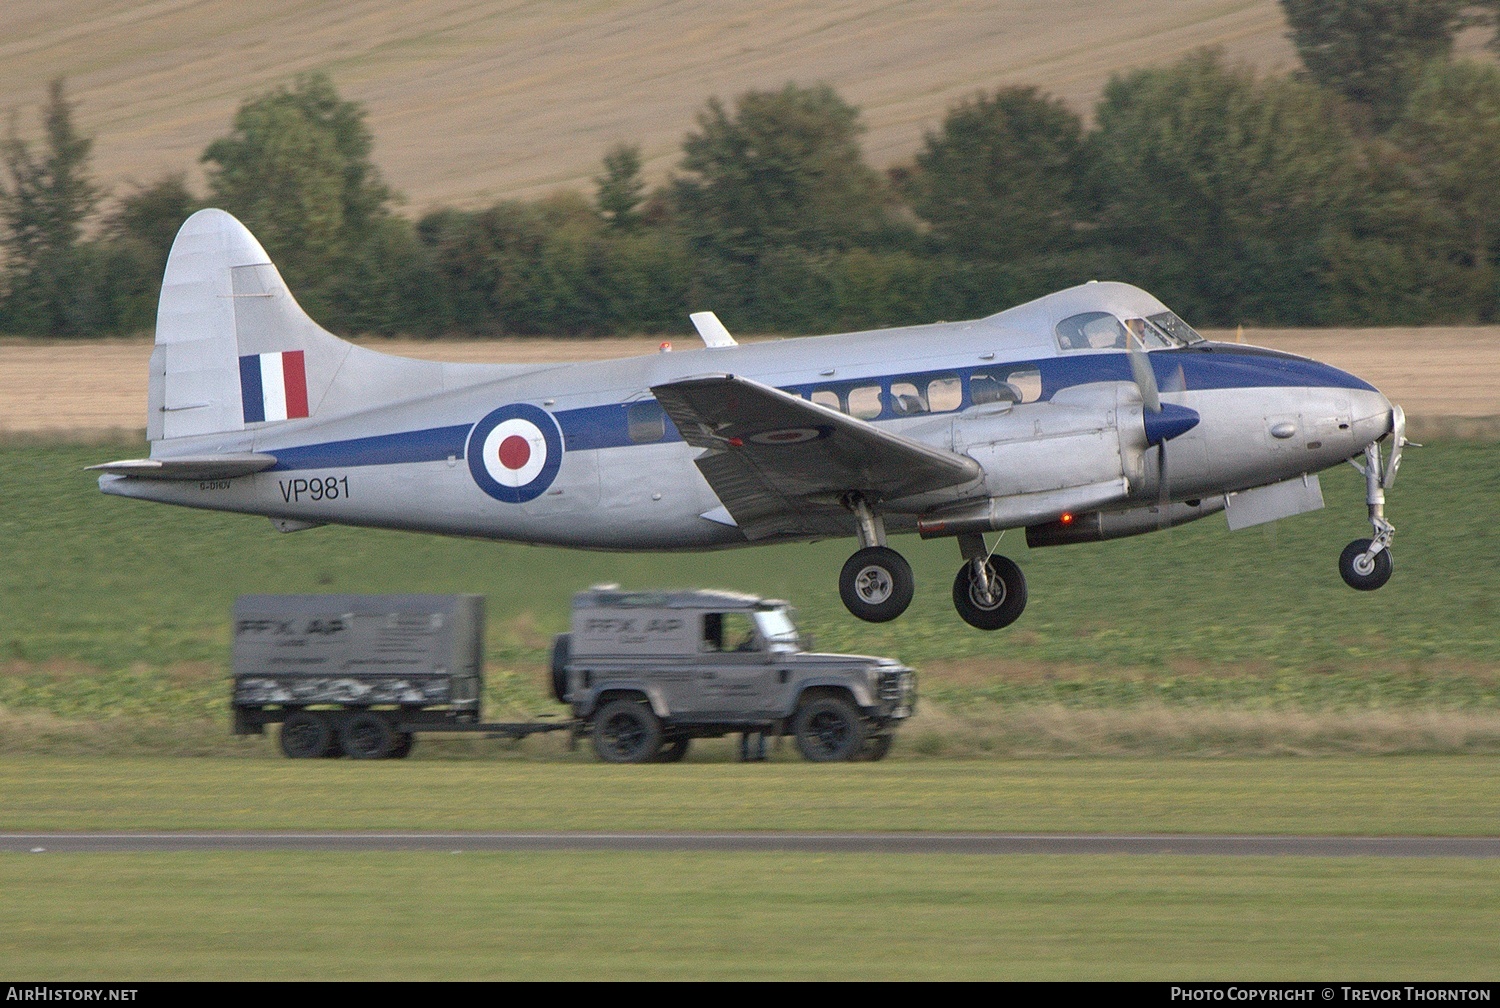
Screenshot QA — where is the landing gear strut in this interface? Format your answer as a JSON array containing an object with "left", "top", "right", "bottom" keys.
[
  {"left": 838, "top": 495, "right": 914, "bottom": 622},
  {"left": 952, "top": 533, "right": 1028, "bottom": 630},
  {"left": 1341, "top": 413, "right": 1405, "bottom": 591}
]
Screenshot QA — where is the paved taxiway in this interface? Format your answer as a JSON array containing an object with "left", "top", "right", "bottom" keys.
[{"left": 4, "top": 833, "right": 1499, "bottom": 856}]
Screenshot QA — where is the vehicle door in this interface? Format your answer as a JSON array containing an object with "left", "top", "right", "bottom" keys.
[{"left": 689, "top": 612, "right": 775, "bottom": 719}]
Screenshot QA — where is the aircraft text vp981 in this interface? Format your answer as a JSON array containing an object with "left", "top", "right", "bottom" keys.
[{"left": 93, "top": 210, "right": 1407, "bottom": 628}]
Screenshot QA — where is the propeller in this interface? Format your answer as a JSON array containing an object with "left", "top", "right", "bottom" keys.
[{"left": 1129, "top": 334, "right": 1199, "bottom": 528}]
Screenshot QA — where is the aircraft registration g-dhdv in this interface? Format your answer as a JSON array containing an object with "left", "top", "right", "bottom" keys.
[{"left": 95, "top": 209, "right": 1407, "bottom": 628}]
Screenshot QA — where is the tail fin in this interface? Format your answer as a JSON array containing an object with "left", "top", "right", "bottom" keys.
[
  {"left": 148, "top": 209, "right": 351, "bottom": 441},
  {"left": 148, "top": 209, "right": 463, "bottom": 445}
]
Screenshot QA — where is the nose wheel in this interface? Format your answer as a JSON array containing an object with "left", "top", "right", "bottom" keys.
[{"left": 1342, "top": 422, "right": 1406, "bottom": 592}]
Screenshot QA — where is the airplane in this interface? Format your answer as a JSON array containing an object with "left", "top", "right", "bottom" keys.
[{"left": 93, "top": 209, "right": 1407, "bottom": 629}]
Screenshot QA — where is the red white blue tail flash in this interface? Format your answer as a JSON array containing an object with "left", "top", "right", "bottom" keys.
[{"left": 239, "top": 351, "right": 309, "bottom": 423}]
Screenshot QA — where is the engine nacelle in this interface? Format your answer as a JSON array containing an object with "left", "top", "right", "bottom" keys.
[{"left": 1024, "top": 496, "right": 1225, "bottom": 547}]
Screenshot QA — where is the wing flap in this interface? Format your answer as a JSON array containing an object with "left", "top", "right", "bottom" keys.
[{"left": 651, "top": 375, "right": 980, "bottom": 539}]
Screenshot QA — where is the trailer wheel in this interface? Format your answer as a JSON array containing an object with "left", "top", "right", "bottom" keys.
[
  {"left": 792, "top": 696, "right": 866, "bottom": 762},
  {"left": 591, "top": 699, "right": 662, "bottom": 764},
  {"left": 280, "top": 711, "right": 337, "bottom": 759},
  {"left": 341, "top": 712, "right": 396, "bottom": 759},
  {"left": 388, "top": 732, "right": 415, "bottom": 759}
]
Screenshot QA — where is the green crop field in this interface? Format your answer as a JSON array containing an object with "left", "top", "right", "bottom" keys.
[{"left": 1, "top": 438, "right": 1497, "bottom": 756}]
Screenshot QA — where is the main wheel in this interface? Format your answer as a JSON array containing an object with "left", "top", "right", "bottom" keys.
[
  {"left": 340, "top": 712, "right": 396, "bottom": 759},
  {"left": 591, "top": 699, "right": 662, "bottom": 764},
  {"left": 1340, "top": 538, "right": 1393, "bottom": 591},
  {"left": 952, "top": 555, "right": 1028, "bottom": 630},
  {"left": 279, "top": 711, "right": 337, "bottom": 759},
  {"left": 792, "top": 696, "right": 867, "bottom": 762},
  {"left": 839, "top": 546, "right": 915, "bottom": 623}
]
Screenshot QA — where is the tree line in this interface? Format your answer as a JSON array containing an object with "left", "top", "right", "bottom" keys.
[{"left": 6, "top": 0, "right": 1500, "bottom": 338}]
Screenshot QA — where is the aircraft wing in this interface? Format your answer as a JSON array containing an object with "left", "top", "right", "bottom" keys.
[{"left": 651, "top": 374, "right": 980, "bottom": 540}]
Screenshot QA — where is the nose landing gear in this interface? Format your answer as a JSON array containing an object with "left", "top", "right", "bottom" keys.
[{"left": 1341, "top": 411, "right": 1407, "bottom": 591}]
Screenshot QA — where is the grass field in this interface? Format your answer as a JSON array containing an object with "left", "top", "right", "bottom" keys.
[
  {"left": 4, "top": 852, "right": 1498, "bottom": 979},
  {"left": 3, "top": 756, "right": 1498, "bottom": 834},
  {"left": 1, "top": 438, "right": 1496, "bottom": 756}
]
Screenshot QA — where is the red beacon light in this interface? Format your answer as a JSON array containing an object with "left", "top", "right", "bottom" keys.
[
  {"left": 659, "top": 341, "right": 672, "bottom": 352},
  {"left": 1059, "top": 512, "right": 1075, "bottom": 525}
]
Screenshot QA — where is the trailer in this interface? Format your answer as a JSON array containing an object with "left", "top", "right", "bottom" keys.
[{"left": 232, "top": 594, "right": 568, "bottom": 759}]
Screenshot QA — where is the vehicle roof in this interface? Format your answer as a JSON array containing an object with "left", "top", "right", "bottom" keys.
[{"left": 573, "top": 586, "right": 788, "bottom": 611}]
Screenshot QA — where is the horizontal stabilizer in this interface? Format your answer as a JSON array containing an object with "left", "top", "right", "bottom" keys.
[{"left": 87, "top": 453, "right": 278, "bottom": 481}]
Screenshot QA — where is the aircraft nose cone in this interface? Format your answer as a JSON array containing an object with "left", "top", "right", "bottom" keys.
[{"left": 1348, "top": 385, "right": 1395, "bottom": 447}]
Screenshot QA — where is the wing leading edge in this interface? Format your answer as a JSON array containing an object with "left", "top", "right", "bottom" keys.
[{"left": 651, "top": 374, "right": 980, "bottom": 540}]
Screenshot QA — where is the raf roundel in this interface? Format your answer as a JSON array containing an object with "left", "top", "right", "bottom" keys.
[{"left": 467, "top": 403, "right": 564, "bottom": 503}]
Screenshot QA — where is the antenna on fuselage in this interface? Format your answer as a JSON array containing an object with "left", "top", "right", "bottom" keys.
[{"left": 690, "top": 311, "right": 738, "bottom": 349}]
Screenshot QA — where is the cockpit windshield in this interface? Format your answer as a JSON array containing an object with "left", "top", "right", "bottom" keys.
[
  {"left": 753, "top": 608, "right": 801, "bottom": 652},
  {"left": 1055, "top": 310, "right": 1204, "bottom": 352}
]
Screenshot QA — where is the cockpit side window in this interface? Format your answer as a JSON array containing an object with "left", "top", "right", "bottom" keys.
[
  {"left": 1055, "top": 311, "right": 1128, "bottom": 351},
  {"left": 1146, "top": 311, "right": 1206, "bottom": 345},
  {"left": 1125, "top": 317, "right": 1172, "bottom": 349}
]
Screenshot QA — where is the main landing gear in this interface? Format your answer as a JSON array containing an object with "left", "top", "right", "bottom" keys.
[
  {"left": 836, "top": 496, "right": 1028, "bottom": 630},
  {"left": 1340, "top": 415, "right": 1407, "bottom": 592}
]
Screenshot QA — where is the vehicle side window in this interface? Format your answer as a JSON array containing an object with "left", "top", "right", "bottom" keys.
[
  {"left": 890, "top": 381, "right": 927, "bottom": 416},
  {"left": 701, "top": 612, "right": 758, "bottom": 651},
  {"left": 810, "top": 389, "right": 842, "bottom": 412},
  {"left": 1055, "top": 311, "right": 1127, "bottom": 351},
  {"left": 847, "top": 385, "right": 882, "bottom": 420},
  {"left": 627, "top": 400, "right": 666, "bottom": 443},
  {"left": 926, "top": 375, "right": 963, "bottom": 413}
]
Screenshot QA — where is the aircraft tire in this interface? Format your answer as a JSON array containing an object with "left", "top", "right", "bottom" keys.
[
  {"left": 952, "top": 556, "right": 1028, "bottom": 631},
  {"left": 591, "top": 699, "right": 662, "bottom": 764},
  {"left": 792, "top": 696, "right": 867, "bottom": 762},
  {"left": 279, "top": 711, "right": 337, "bottom": 759},
  {"left": 1339, "top": 538, "right": 1393, "bottom": 591},
  {"left": 839, "top": 546, "right": 914, "bottom": 623},
  {"left": 340, "top": 711, "right": 396, "bottom": 759}
]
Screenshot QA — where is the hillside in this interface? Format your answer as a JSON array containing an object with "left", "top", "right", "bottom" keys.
[{"left": 0, "top": 1, "right": 1306, "bottom": 211}]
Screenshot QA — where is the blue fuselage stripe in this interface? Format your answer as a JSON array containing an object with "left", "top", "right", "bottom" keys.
[{"left": 262, "top": 349, "right": 1378, "bottom": 471}]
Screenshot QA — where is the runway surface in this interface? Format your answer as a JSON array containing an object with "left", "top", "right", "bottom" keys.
[{"left": 4, "top": 833, "right": 1499, "bottom": 856}]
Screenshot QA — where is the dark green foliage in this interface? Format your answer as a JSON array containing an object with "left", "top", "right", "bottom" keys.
[
  {"left": 1091, "top": 50, "right": 1359, "bottom": 325},
  {"left": 1279, "top": 0, "right": 1470, "bottom": 128},
  {"left": 594, "top": 142, "right": 646, "bottom": 232},
  {"left": 905, "top": 87, "right": 1087, "bottom": 261},
  {"left": 0, "top": 79, "right": 104, "bottom": 336},
  {"left": 672, "top": 83, "right": 897, "bottom": 265}
]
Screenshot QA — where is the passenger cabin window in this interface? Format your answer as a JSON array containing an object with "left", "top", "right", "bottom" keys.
[
  {"left": 847, "top": 385, "right": 882, "bottom": 420},
  {"left": 926, "top": 375, "right": 963, "bottom": 413},
  {"left": 890, "top": 381, "right": 927, "bottom": 416},
  {"left": 702, "top": 612, "right": 759, "bottom": 652},
  {"left": 1055, "top": 311, "right": 1128, "bottom": 351},
  {"left": 627, "top": 400, "right": 666, "bottom": 443},
  {"left": 811, "top": 389, "right": 842, "bottom": 412},
  {"left": 970, "top": 366, "right": 1040, "bottom": 405}
]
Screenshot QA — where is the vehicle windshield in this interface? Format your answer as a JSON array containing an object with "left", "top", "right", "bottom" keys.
[
  {"left": 753, "top": 609, "right": 801, "bottom": 652},
  {"left": 1146, "top": 311, "right": 1205, "bottom": 345}
]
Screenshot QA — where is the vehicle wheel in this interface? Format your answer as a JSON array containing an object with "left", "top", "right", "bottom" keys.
[
  {"left": 792, "top": 696, "right": 867, "bottom": 762},
  {"left": 279, "top": 711, "right": 337, "bottom": 759},
  {"left": 549, "top": 633, "right": 571, "bottom": 703},
  {"left": 591, "top": 699, "right": 662, "bottom": 764},
  {"left": 340, "top": 712, "right": 396, "bottom": 759},
  {"left": 859, "top": 733, "right": 893, "bottom": 762},
  {"left": 655, "top": 737, "right": 691, "bottom": 763},
  {"left": 952, "top": 555, "right": 1028, "bottom": 631},
  {"left": 1340, "top": 539, "right": 1393, "bottom": 591},
  {"left": 839, "top": 546, "right": 914, "bottom": 623},
  {"left": 388, "top": 732, "right": 415, "bottom": 759}
]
